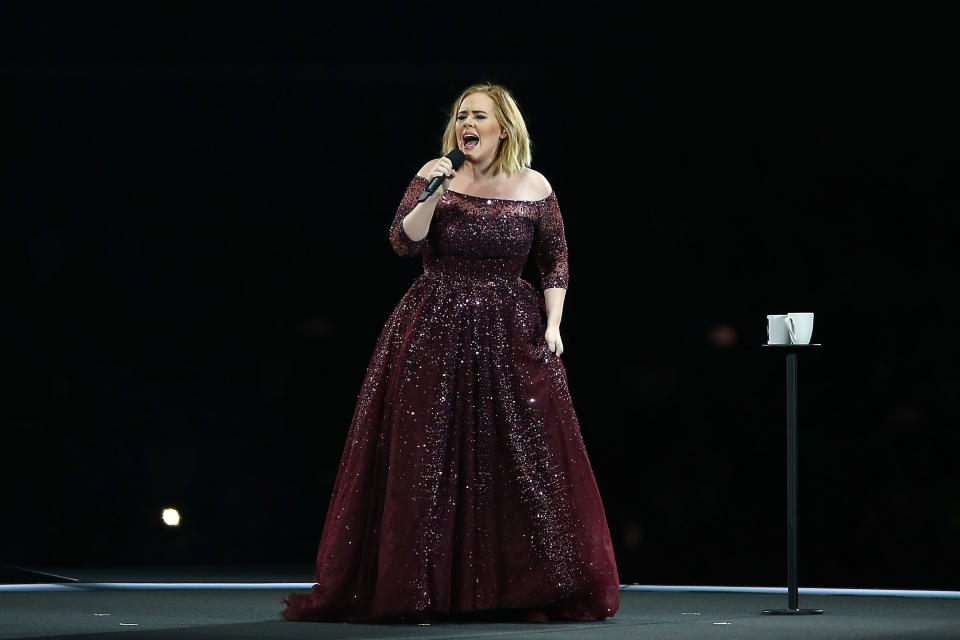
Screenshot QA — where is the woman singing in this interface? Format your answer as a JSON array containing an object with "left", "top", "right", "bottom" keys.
[{"left": 282, "top": 82, "right": 620, "bottom": 623}]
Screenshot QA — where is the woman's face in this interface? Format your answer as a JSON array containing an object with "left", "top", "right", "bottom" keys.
[{"left": 456, "top": 92, "right": 507, "bottom": 163}]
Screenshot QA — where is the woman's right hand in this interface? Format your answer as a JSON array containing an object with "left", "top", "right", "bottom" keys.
[{"left": 425, "top": 156, "right": 457, "bottom": 198}]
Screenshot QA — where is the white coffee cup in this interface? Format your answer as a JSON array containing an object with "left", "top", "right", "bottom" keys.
[
  {"left": 784, "top": 312, "right": 814, "bottom": 345},
  {"left": 767, "top": 314, "right": 789, "bottom": 344}
]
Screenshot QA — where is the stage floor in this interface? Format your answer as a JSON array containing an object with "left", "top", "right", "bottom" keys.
[{"left": 2, "top": 565, "right": 959, "bottom": 639}]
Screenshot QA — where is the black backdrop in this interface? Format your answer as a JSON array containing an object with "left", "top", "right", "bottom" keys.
[{"left": 3, "top": 3, "right": 957, "bottom": 590}]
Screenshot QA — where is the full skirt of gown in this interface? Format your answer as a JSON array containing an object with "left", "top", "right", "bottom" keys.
[{"left": 282, "top": 176, "right": 620, "bottom": 622}]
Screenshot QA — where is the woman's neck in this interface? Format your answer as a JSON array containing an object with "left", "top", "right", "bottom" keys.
[{"left": 458, "top": 158, "right": 501, "bottom": 183}]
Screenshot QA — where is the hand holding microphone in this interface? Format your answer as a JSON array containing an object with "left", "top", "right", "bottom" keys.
[{"left": 418, "top": 149, "right": 467, "bottom": 202}]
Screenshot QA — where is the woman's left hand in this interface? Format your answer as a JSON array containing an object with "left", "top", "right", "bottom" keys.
[{"left": 545, "top": 326, "right": 563, "bottom": 357}]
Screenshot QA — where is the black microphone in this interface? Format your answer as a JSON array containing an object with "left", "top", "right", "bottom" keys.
[{"left": 417, "top": 149, "right": 467, "bottom": 202}]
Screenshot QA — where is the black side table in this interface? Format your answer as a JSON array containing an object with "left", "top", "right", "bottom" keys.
[{"left": 761, "top": 343, "right": 823, "bottom": 615}]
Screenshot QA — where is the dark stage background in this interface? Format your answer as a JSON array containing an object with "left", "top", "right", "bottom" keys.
[{"left": 2, "top": 3, "right": 957, "bottom": 590}]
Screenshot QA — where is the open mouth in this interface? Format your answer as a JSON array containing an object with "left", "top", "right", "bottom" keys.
[{"left": 463, "top": 132, "right": 479, "bottom": 150}]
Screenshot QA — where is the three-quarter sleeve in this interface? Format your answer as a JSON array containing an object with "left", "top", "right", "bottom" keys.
[
  {"left": 533, "top": 193, "right": 569, "bottom": 290},
  {"left": 389, "top": 175, "right": 429, "bottom": 257}
]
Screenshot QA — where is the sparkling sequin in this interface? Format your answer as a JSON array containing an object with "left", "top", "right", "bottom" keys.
[{"left": 281, "top": 175, "right": 619, "bottom": 623}]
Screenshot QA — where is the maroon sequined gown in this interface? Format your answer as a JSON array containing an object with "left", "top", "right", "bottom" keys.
[{"left": 282, "top": 175, "right": 620, "bottom": 622}]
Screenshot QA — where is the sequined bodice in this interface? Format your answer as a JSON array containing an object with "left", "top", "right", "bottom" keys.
[{"left": 389, "top": 175, "right": 569, "bottom": 290}]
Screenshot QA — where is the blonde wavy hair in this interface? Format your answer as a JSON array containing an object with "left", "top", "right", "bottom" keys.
[{"left": 441, "top": 83, "right": 532, "bottom": 176}]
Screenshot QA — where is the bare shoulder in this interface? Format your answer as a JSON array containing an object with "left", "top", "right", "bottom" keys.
[
  {"left": 417, "top": 158, "right": 442, "bottom": 179},
  {"left": 521, "top": 168, "right": 553, "bottom": 200}
]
